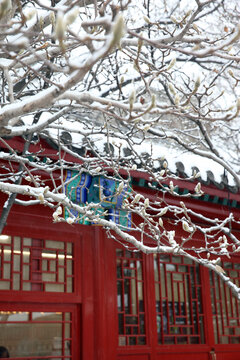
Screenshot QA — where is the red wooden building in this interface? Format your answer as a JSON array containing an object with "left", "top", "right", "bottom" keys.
[{"left": 1, "top": 137, "right": 240, "bottom": 360}]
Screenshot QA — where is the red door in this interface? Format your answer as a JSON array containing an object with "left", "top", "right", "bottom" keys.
[{"left": 114, "top": 244, "right": 240, "bottom": 360}]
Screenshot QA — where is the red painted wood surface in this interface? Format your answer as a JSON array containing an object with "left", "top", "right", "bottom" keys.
[{"left": 0, "top": 143, "right": 240, "bottom": 359}]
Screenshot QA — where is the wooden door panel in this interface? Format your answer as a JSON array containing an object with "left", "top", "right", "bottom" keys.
[
  {"left": 215, "top": 352, "right": 240, "bottom": 360},
  {"left": 118, "top": 355, "right": 150, "bottom": 360},
  {"left": 156, "top": 352, "right": 209, "bottom": 360}
]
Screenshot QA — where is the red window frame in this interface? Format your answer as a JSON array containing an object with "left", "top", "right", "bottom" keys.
[
  {"left": 0, "top": 235, "right": 75, "bottom": 293},
  {"left": 0, "top": 302, "right": 80, "bottom": 360},
  {"left": 116, "top": 248, "right": 146, "bottom": 346},
  {"left": 0, "top": 226, "right": 82, "bottom": 360},
  {"left": 154, "top": 253, "right": 205, "bottom": 345},
  {"left": 210, "top": 259, "right": 240, "bottom": 344}
]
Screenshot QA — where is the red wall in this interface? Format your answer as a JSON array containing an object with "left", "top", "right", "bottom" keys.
[{"left": 1, "top": 191, "right": 240, "bottom": 359}]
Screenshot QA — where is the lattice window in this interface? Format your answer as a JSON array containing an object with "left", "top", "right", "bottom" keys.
[
  {"left": 154, "top": 254, "right": 205, "bottom": 345},
  {"left": 0, "top": 310, "right": 72, "bottom": 359},
  {"left": 0, "top": 235, "right": 74, "bottom": 293},
  {"left": 116, "top": 249, "right": 146, "bottom": 346},
  {"left": 210, "top": 261, "right": 240, "bottom": 344}
]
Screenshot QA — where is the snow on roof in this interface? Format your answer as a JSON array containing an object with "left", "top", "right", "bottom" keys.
[{"left": 44, "top": 123, "right": 238, "bottom": 194}]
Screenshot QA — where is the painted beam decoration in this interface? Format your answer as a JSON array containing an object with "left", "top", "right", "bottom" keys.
[{"left": 64, "top": 170, "right": 131, "bottom": 228}]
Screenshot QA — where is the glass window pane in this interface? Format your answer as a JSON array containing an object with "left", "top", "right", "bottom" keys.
[
  {"left": 45, "top": 240, "right": 64, "bottom": 250},
  {"left": 0, "top": 311, "right": 72, "bottom": 359},
  {"left": 0, "top": 235, "right": 11, "bottom": 244},
  {"left": 23, "top": 238, "right": 32, "bottom": 246},
  {"left": 0, "top": 281, "right": 10, "bottom": 290},
  {"left": 14, "top": 237, "right": 21, "bottom": 251}
]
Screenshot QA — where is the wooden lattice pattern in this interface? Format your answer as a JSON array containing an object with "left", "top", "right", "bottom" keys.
[
  {"left": 116, "top": 249, "right": 146, "bottom": 346},
  {"left": 210, "top": 261, "right": 240, "bottom": 344},
  {"left": 154, "top": 254, "right": 205, "bottom": 345},
  {"left": 0, "top": 236, "right": 74, "bottom": 292}
]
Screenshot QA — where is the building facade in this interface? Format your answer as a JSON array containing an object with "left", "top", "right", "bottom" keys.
[
  {"left": 1, "top": 138, "right": 240, "bottom": 359},
  {"left": 1, "top": 182, "right": 240, "bottom": 360}
]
